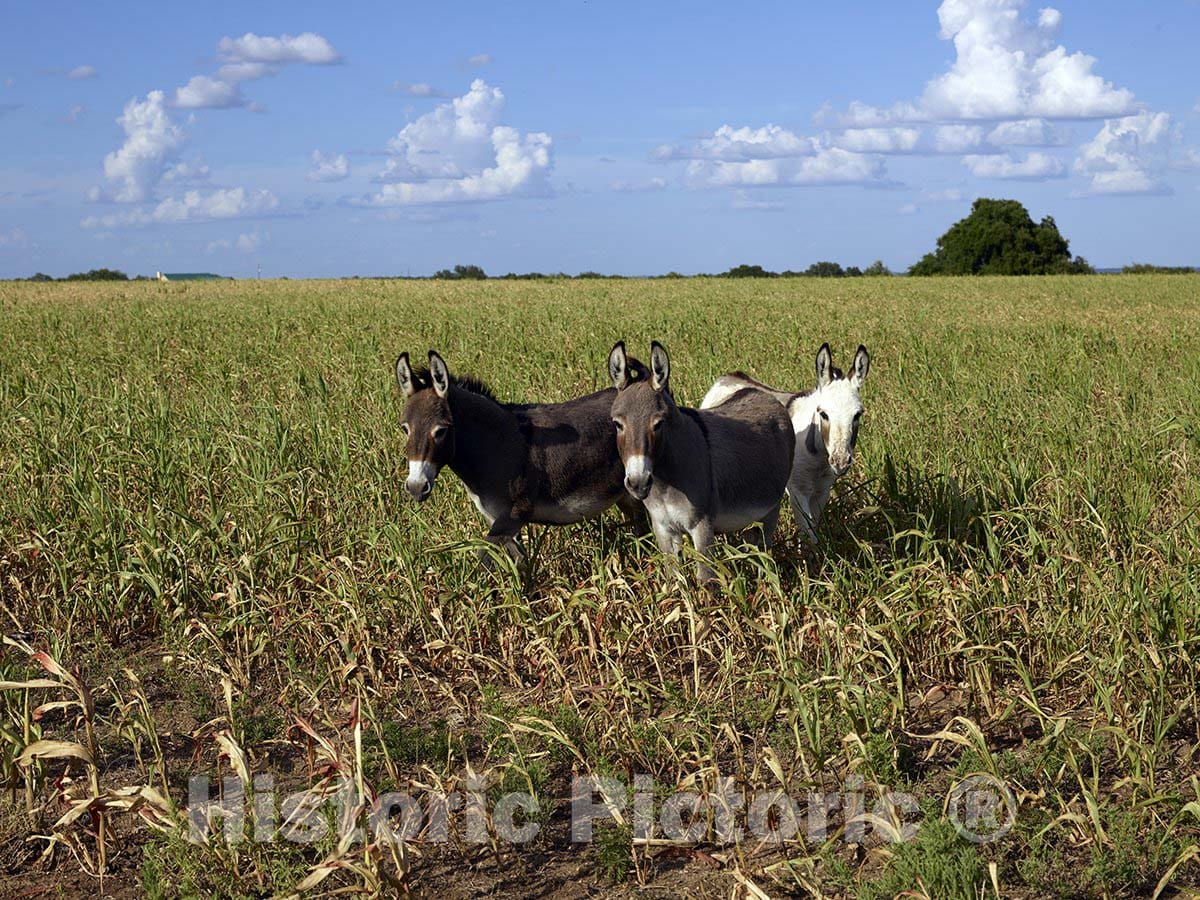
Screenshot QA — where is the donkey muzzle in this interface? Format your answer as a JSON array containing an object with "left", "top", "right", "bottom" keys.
[
  {"left": 624, "top": 474, "right": 653, "bottom": 500},
  {"left": 406, "top": 460, "right": 437, "bottom": 503},
  {"left": 829, "top": 452, "right": 853, "bottom": 477},
  {"left": 623, "top": 455, "right": 653, "bottom": 500}
]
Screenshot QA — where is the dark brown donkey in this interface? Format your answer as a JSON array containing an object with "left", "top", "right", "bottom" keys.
[
  {"left": 608, "top": 341, "right": 795, "bottom": 586},
  {"left": 395, "top": 347, "right": 650, "bottom": 566}
]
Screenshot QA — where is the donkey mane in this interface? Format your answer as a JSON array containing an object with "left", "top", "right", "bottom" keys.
[{"left": 408, "top": 366, "right": 499, "bottom": 402}]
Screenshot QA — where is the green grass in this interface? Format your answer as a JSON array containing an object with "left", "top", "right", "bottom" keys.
[{"left": 1, "top": 275, "right": 1199, "bottom": 896}]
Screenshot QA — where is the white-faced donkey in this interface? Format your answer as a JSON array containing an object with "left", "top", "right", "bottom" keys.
[
  {"left": 608, "top": 341, "right": 795, "bottom": 587},
  {"left": 700, "top": 343, "right": 870, "bottom": 545}
]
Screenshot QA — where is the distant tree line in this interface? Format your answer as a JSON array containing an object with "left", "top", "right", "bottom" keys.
[
  {"left": 1121, "top": 263, "right": 1197, "bottom": 275},
  {"left": 427, "top": 261, "right": 895, "bottom": 281},
  {"left": 432, "top": 264, "right": 487, "bottom": 280},
  {"left": 13, "top": 269, "right": 156, "bottom": 282},
  {"left": 720, "top": 260, "right": 892, "bottom": 278}
]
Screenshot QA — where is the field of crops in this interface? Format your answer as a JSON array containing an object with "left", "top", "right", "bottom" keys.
[{"left": 1, "top": 275, "right": 1199, "bottom": 897}]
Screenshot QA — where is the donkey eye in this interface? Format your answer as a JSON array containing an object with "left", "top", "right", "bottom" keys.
[
  {"left": 400, "top": 423, "right": 410, "bottom": 437},
  {"left": 652, "top": 419, "right": 664, "bottom": 432},
  {"left": 853, "top": 411, "right": 862, "bottom": 421},
  {"left": 431, "top": 426, "right": 447, "bottom": 440},
  {"left": 612, "top": 419, "right": 624, "bottom": 432},
  {"left": 819, "top": 410, "right": 829, "bottom": 421}
]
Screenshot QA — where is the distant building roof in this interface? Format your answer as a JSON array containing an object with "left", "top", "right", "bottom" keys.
[{"left": 157, "top": 272, "right": 230, "bottom": 281}]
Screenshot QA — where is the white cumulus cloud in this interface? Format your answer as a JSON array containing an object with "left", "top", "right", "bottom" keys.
[
  {"left": 307, "top": 150, "right": 349, "bottom": 182},
  {"left": 82, "top": 187, "right": 278, "bottom": 228},
  {"left": 1074, "top": 112, "right": 1176, "bottom": 195},
  {"left": 653, "top": 124, "right": 815, "bottom": 161},
  {"left": 827, "top": 0, "right": 1136, "bottom": 125},
  {"left": 97, "top": 91, "right": 186, "bottom": 203},
  {"left": 655, "top": 121, "right": 890, "bottom": 189},
  {"left": 68, "top": 65, "right": 97, "bottom": 80},
  {"left": 154, "top": 187, "right": 278, "bottom": 222},
  {"left": 161, "top": 160, "right": 211, "bottom": 184},
  {"left": 173, "top": 32, "right": 340, "bottom": 110},
  {"left": 934, "top": 125, "right": 985, "bottom": 153},
  {"left": 174, "top": 75, "right": 245, "bottom": 109},
  {"left": 1037, "top": 7, "right": 1062, "bottom": 34},
  {"left": 217, "top": 62, "right": 272, "bottom": 83},
  {"left": 218, "top": 32, "right": 341, "bottom": 66},
  {"left": 88, "top": 92, "right": 280, "bottom": 227},
  {"left": 831, "top": 127, "right": 922, "bottom": 154},
  {"left": 362, "top": 80, "right": 553, "bottom": 205},
  {"left": 962, "top": 151, "right": 1065, "bottom": 179},
  {"left": 686, "top": 147, "right": 886, "bottom": 188},
  {"left": 987, "top": 118, "right": 1064, "bottom": 146}
]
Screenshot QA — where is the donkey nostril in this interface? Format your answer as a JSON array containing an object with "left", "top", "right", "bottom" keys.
[{"left": 625, "top": 473, "right": 652, "bottom": 497}]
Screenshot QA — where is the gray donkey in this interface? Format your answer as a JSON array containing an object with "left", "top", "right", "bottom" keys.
[
  {"left": 396, "top": 347, "right": 650, "bottom": 567},
  {"left": 608, "top": 341, "right": 795, "bottom": 586}
]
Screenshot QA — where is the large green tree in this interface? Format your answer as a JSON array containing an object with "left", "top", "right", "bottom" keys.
[
  {"left": 909, "top": 199, "right": 1094, "bottom": 275},
  {"left": 433, "top": 264, "right": 487, "bottom": 280},
  {"left": 62, "top": 268, "right": 130, "bottom": 281}
]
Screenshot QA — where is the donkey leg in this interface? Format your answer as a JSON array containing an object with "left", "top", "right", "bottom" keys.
[
  {"left": 755, "top": 503, "right": 781, "bottom": 550},
  {"left": 480, "top": 516, "right": 526, "bottom": 572},
  {"left": 790, "top": 490, "right": 819, "bottom": 546},
  {"left": 652, "top": 520, "right": 682, "bottom": 557},
  {"left": 649, "top": 519, "right": 684, "bottom": 578},
  {"left": 687, "top": 519, "right": 718, "bottom": 589},
  {"left": 809, "top": 481, "right": 833, "bottom": 534}
]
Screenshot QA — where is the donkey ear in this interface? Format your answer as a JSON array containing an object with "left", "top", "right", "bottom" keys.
[
  {"left": 650, "top": 341, "right": 670, "bottom": 392},
  {"left": 815, "top": 343, "right": 834, "bottom": 389},
  {"left": 395, "top": 353, "right": 416, "bottom": 397},
  {"left": 608, "top": 341, "right": 629, "bottom": 390},
  {"left": 850, "top": 345, "right": 870, "bottom": 387},
  {"left": 428, "top": 350, "right": 451, "bottom": 398}
]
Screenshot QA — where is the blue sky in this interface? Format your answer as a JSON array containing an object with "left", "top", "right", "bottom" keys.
[{"left": 1, "top": 0, "right": 1198, "bottom": 278}]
